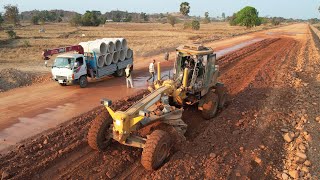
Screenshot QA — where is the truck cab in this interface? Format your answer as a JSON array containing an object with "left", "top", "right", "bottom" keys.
[{"left": 52, "top": 53, "right": 87, "bottom": 87}]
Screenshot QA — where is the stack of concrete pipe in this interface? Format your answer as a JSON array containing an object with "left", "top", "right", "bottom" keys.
[{"left": 79, "top": 38, "right": 132, "bottom": 68}]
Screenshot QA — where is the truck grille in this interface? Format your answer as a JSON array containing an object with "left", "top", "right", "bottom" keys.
[{"left": 56, "top": 76, "right": 67, "bottom": 80}]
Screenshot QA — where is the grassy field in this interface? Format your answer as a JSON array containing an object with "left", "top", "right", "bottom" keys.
[{"left": 0, "top": 22, "right": 273, "bottom": 66}]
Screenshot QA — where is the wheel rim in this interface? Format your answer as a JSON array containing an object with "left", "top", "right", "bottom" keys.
[
  {"left": 80, "top": 77, "right": 86, "bottom": 86},
  {"left": 156, "top": 142, "right": 168, "bottom": 165}
]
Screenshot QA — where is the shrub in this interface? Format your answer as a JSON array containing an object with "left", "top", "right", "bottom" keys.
[
  {"left": 6, "top": 30, "right": 17, "bottom": 39},
  {"left": 167, "top": 15, "right": 177, "bottom": 27},
  {"left": 23, "top": 40, "right": 31, "bottom": 47},
  {"left": 31, "top": 15, "right": 39, "bottom": 25},
  {"left": 191, "top": 20, "right": 200, "bottom": 30},
  {"left": 183, "top": 20, "right": 200, "bottom": 30},
  {"left": 70, "top": 14, "right": 82, "bottom": 26},
  {"left": 271, "top": 18, "right": 281, "bottom": 26}
]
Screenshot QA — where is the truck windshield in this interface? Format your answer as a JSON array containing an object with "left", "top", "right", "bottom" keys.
[{"left": 53, "top": 57, "right": 74, "bottom": 68}]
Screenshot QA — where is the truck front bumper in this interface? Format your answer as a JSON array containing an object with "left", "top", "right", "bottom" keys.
[{"left": 54, "top": 77, "right": 77, "bottom": 85}]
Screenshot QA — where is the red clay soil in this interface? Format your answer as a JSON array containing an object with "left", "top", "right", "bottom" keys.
[{"left": 1, "top": 25, "right": 320, "bottom": 179}]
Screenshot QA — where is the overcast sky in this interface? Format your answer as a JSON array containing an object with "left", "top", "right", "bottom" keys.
[{"left": 0, "top": 0, "right": 319, "bottom": 19}]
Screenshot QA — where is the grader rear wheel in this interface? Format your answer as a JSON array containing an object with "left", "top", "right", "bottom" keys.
[
  {"left": 201, "top": 92, "right": 219, "bottom": 120},
  {"left": 87, "top": 110, "right": 112, "bottom": 151},
  {"left": 141, "top": 130, "right": 171, "bottom": 170}
]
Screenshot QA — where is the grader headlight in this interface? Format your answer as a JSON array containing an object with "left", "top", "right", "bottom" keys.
[{"left": 115, "top": 119, "right": 122, "bottom": 126}]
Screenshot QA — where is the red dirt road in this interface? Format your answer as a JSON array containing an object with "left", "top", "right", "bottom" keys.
[
  {"left": 0, "top": 25, "right": 270, "bottom": 151},
  {"left": 1, "top": 23, "right": 320, "bottom": 179}
]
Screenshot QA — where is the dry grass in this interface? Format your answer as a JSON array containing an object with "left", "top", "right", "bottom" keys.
[{"left": 0, "top": 22, "right": 272, "bottom": 65}]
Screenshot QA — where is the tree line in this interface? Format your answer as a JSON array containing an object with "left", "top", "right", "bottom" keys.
[{"left": 0, "top": 3, "right": 309, "bottom": 30}]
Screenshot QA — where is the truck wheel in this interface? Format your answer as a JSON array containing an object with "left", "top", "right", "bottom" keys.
[
  {"left": 87, "top": 110, "right": 112, "bottom": 151},
  {"left": 59, "top": 83, "right": 66, "bottom": 86},
  {"left": 79, "top": 76, "right": 88, "bottom": 88},
  {"left": 201, "top": 92, "right": 219, "bottom": 120},
  {"left": 114, "top": 68, "right": 125, "bottom": 77},
  {"left": 141, "top": 130, "right": 171, "bottom": 170}
]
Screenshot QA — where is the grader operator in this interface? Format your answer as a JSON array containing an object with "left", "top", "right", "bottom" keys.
[{"left": 87, "top": 44, "right": 227, "bottom": 170}]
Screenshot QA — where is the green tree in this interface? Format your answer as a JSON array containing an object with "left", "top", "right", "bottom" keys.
[
  {"left": 0, "top": 13, "right": 4, "bottom": 27},
  {"left": 222, "top": 12, "right": 226, "bottom": 20},
  {"left": 140, "top": 12, "right": 149, "bottom": 21},
  {"left": 180, "top": 2, "right": 190, "bottom": 16},
  {"left": 112, "top": 12, "right": 122, "bottom": 22},
  {"left": 82, "top": 11, "right": 101, "bottom": 26},
  {"left": 31, "top": 15, "right": 40, "bottom": 25},
  {"left": 167, "top": 15, "right": 177, "bottom": 27},
  {"left": 70, "top": 14, "right": 82, "bottom": 26},
  {"left": 124, "top": 15, "right": 132, "bottom": 22},
  {"left": 203, "top": 12, "right": 211, "bottom": 24},
  {"left": 4, "top": 4, "right": 20, "bottom": 25},
  {"left": 231, "top": 6, "right": 261, "bottom": 28}
]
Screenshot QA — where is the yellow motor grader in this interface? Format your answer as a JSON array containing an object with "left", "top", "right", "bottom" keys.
[{"left": 87, "top": 44, "right": 227, "bottom": 170}]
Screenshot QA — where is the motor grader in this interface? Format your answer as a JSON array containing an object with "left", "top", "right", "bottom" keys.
[{"left": 87, "top": 44, "right": 226, "bottom": 170}]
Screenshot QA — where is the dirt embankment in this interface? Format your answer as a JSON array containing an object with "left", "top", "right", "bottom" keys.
[
  {"left": 1, "top": 27, "right": 320, "bottom": 179},
  {"left": 0, "top": 68, "right": 51, "bottom": 92}
]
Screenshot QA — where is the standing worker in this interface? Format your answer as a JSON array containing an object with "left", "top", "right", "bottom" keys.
[
  {"left": 125, "top": 64, "right": 134, "bottom": 88},
  {"left": 147, "top": 59, "right": 156, "bottom": 82}
]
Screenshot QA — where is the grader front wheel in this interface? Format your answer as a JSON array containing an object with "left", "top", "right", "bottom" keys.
[
  {"left": 87, "top": 110, "right": 112, "bottom": 151},
  {"left": 141, "top": 130, "right": 172, "bottom": 170}
]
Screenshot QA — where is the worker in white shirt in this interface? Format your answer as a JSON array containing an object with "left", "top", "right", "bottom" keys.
[
  {"left": 147, "top": 59, "right": 156, "bottom": 82},
  {"left": 125, "top": 64, "right": 134, "bottom": 88}
]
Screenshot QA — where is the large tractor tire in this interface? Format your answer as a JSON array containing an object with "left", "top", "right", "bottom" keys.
[
  {"left": 141, "top": 130, "right": 171, "bottom": 170},
  {"left": 87, "top": 110, "right": 112, "bottom": 151},
  {"left": 201, "top": 91, "right": 219, "bottom": 120}
]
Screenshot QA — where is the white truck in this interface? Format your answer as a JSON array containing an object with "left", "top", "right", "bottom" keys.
[{"left": 43, "top": 45, "right": 133, "bottom": 88}]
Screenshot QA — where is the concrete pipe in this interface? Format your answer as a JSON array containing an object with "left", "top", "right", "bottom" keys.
[
  {"left": 79, "top": 41, "right": 93, "bottom": 53},
  {"left": 117, "top": 38, "right": 127, "bottom": 49},
  {"left": 112, "top": 51, "right": 120, "bottom": 64},
  {"left": 79, "top": 41, "right": 107, "bottom": 55},
  {"left": 111, "top": 38, "right": 127, "bottom": 50},
  {"left": 105, "top": 53, "right": 113, "bottom": 66},
  {"left": 101, "top": 38, "right": 115, "bottom": 53},
  {"left": 119, "top": 49, "right": 127, "bottom": 61},
  {"left": 97, "top": 55, "right": 106, "bottom": 68},
  {"left": 113, "top": 39, "right": 122, "bottom": 51},
  {"left": 107, "top": 41, "right": 115, "bottom": 53},
  {"left": 126, "top": 48, "right": 133, "bottom": 59},
  {"left": 91, "top": 41, "right": 108, "bottom": 55}
]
